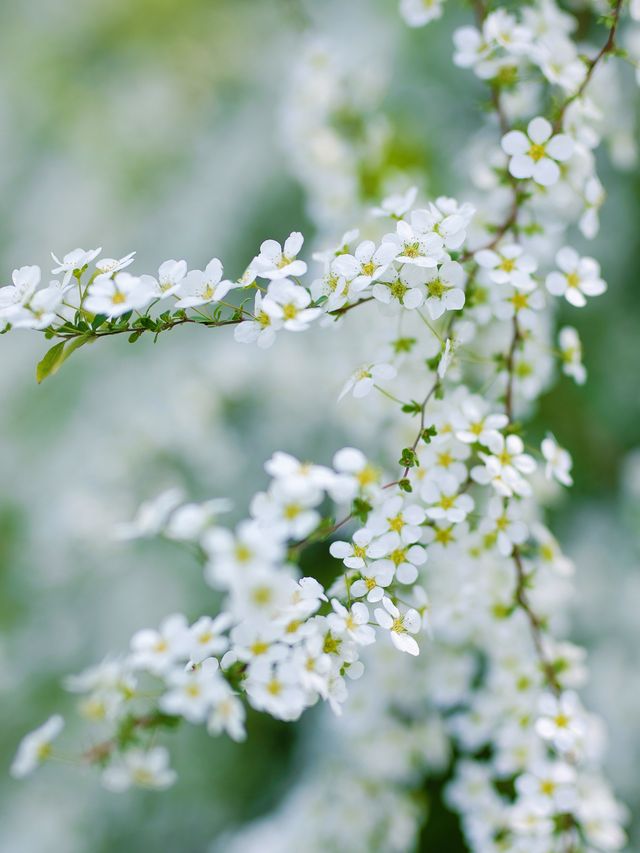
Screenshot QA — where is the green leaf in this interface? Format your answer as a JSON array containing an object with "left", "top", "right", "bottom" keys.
[
  {"left": 401, "top": 400, "right": 422, "bottom": 415},
  {"left": 36, "top": 335, "right": 93, "bottom": 383},
  {"left": 399, "top": 448, "right": 419, "bottom": 468},
  {"left": 398, "top": 478, "right": 413, "bottom": 493}
]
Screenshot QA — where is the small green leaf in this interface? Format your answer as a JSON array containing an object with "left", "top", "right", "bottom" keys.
[
  {"left": 398, "top": 478, "right": 413, "bottom": 493},
  {"left": 36, "top": 335, "right": 93, "bottom": 383}
]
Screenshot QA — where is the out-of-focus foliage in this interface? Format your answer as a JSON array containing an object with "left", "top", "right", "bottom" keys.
[{"left": 1, "top": 1, "right": 638, "bottom": 851}]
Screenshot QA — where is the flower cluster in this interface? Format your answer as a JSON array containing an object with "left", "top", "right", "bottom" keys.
[{"left": 8, "top": 0, "right": 634, "bottom": 850}]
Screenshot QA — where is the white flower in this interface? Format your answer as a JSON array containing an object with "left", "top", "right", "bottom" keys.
[
  {"left": 366, "top": 494, "right": 426, "bottom": 544},
  {"left": 263, "top": 279, "right": 321, "bottom": 331},
  {"left": 546, "top": 247, "right": 606, "bottom": 307},
  {"left": 102, "top": 747, "right": 176, "bottom": 792},
  {"left": 332, "top": 240, "right": 398, "bottom": 290},
  {"left": 327, "top": 600, "right": 375, "bottom": 646},
  {"left": 580, "top": 175, "right": 605, "bottom": 239},
  {"left": 95, "top": 252, "right": 136, "bottom": 275},
  {"left": 515, "top": 760, "right": 577, "bottom": 816},
  {"left": 254, "top": 232, "right": 307, "bottom": 280},
  {"left": 558, "top": 326, "right": 586, "bottom": 385},
  {"left": 11, "top": 715, "right": 64, "bottom": 778},
  {"left": 264, "top": 451, "right": 334, "bottom": 498},
  {"left": 374, "top": 596, "right": 421, "bottom": 656},
  {"left": 478, "top": 496, "right": 528, "bottom": 556},
  {"left": 382, "top": 215, "right": 444, "bottom": 268},
  {"left": 371, "top": 186, "right": 417, "bottom": 218},
  {"left": 454, "top": 399, "right": 509, "bottom": 447},
  {"left": 189, "top": 614, "right": 232, "bottom": 664},
  {"left": 129, "top": 613, "right": 191, "bottom": 675},
  {"left": 203, "top": 520, "right": 285, "bottom": 586},
  {"left": 536, "top": 34, "right": 587, "bottom": 94},
  {"left": 116, "top": 488, "right": 185, "bottom": 540},
  {"left": 329, "top": 528, "right": 392, "bottom": 570},
  {"left": 502, "top": 117, "right": 573, "bottom": 186},
  {"left": 484, "top": 9, "right": 533, "bottom": 55},
  {"left": 174, "top": 258, "right": 236, "bottom": 308},
  {"left": 370, "top": 541, "right": 427, "bottom": 585},
  {"left": 400, "top": 0, "right": 445, "bottom": 28},
  {"left": 234, "top": 291, "right": 282, "bottom": 348},
  {"left": 164, "top": 498, "right": 233, "bottom": 540},
  {"left": 372, "top": 264, "right": 428, "bottom": 310},
  {"left": 493, "top": 285, "right": 545, "bottom": 328},
  {"left": 245, "top": 660, "right": 306, "bottom": 720},
  {"left": 207, "top": 684, "right": 246, "bottom": 742},
  {"left": 7, "top": 283, "right": 65, "bottom": 330},
  {"left": 0, "top": 265, "right": 41, "bottom": 313},
  {"left": 541, "top": 433, "right": 573, "bottom": 487},
  {"left": 310, "top": 268, "right": 349, "bottom": 311},
  {"left": 250, "top": 483, "right": 321, "bottom": 539},
  {"left": 85, "top": 272, "right": 154, "bottom": 318},
  {"left": 475, "top": 244, "right": 537, "bottom": 291},
  {"left": 421, "top": 474, "right": 474, "bottom": 523},
  {"left": 350, "top": 562, "right": 394, "bottom": 602},
  {"left": 51, "top": 247, "right": 101, "bottom": 283},
  {"left": 422, "top": 260, "right": 466, "bottom": 320},
  {"left": 471, "top": 434, "right": 536, "bottom": 497},
  {"left": 160, "top": 658, "right": 221, "bottom": 723},
  {"left": 535, "top": 691, "right": 587, "bottom": 753},
  {"left": 339, "top": 362, "right": 397, "bottom": 400}
]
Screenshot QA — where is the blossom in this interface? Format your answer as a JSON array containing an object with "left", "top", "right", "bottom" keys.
[
  {"left": 475, "top": 244, "right": 537, "bottom": 291},
  {"left": 541, "top": 433, "right": 573, "bottom": 487},
  {"left": 350, "top": 562, "right": 394, "bottom": 602},
  {"left": 471, "top": 434, "right": 536, "bottom": 497},
  {"left": 160, "top": 658, "right": 222, "bottom": 723},
  {"left": 116, "top": 488, "right": 185, "bottom": 540},
  {"left": 339, "top": 362, "right": 397, "bottom": 400},
  {"left": 454, "top": 399, "right": 508, "bottom": 447},
  {"left": 254, "top": 232, "right": 307, "bottom": 280},
  {"left": 382, "top": 214, "right": 444, "bottom": 268},
  {"left": 399, "top": 0, "right": 444, "bottom": 28},
  {"left": 372, "top": 264, "right": 428, "bottom": 310},
  {"left": 207, "top": 684, "right": 246, "bottom": 742},
  {"left": 129, "top": 613, "right": 191, "bottom": 675},
  {"left": 371, "top": 186, "right": 417, "bottom": 218},
  {"left": 327, "top": 600, "right": 375, "bottom": 646},
  {"left": 51, "top": 247, "right": 101, "bottom": 283},
  {"left": 95, "top": 251, "right": 136, "bottom": 275},
  {"left": 174, "top": 258, "right": 236, "bottom": 308},
  {"left": 535, "top": 691, "right": 587, "bottom": 753},
  {"left": 422, "top": 260, "right": 466, "bottom": 320},
  {"left": 329, "top": 528, "right": 392, "bottom": 570},
  {"left": 7, "top": 283, "right": 65, "bottom": 330},
  {"left": 478, "top": 496, "right": 528, "bottom": 556},
  {"left": 262, "top": 279, "right": 321, "bottom": 331},
  {"left": 374, "top": 597, "right": 421, "bottom": 655},
  {"left": 102, "top": 747, "right": 177, "bottom": 792},
  {"left": 501, "top": 117, "right": 573, "bottom": 186},
  {"left": 0, "top": 265, "right": 41, "bottom": 312},
  {"left": 366, "top": 494, "right": 426, "bottom": 544},
  {"left": 421, "top": 474, "right": 474, "bottom": 523},
  {"left": 234, "top": 291, "right": 281, "bottom": 348},
  {"left": 558, "top": 326, "right": 586, "bottom": 385},
  {"left": 85, "top": 272, "right": 154, "bottom": 318},
  {"left": 189, "top": 614, "right": 232, "bottom": 664},
  {"left": 332, "top": 240, "right": 398, "bottom": 290},
  {"left": 545, "top": 247, "right": 606, "bottom": 307},
  {"left": 245, "top": 660, "right": 306, "bottom": 720},
  {"left": 11, "top": 716, "right": 64, "bottom": 778}
]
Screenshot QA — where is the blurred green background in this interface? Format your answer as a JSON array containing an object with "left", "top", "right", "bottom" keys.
[{"left": 1, "top": 1, "right": 638, "bottom": 850}]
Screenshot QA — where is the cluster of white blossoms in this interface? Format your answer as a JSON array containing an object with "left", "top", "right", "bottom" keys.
[{"left": 7, "top": 0, "right": 635, "bottom": 850}]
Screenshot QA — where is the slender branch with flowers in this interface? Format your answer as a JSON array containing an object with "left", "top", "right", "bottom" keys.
[{"left": 5, "top": 1, "right": 635, "bottom": 850}]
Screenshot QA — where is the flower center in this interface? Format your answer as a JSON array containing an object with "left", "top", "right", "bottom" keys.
[{"left": 528, "top": 142, "right": 546, "bottom": 162}]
